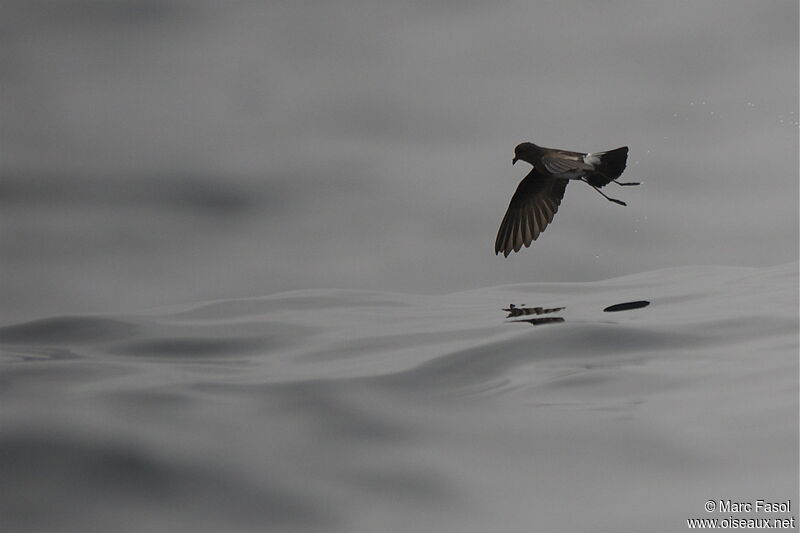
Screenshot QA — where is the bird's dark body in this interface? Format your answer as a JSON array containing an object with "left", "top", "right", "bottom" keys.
[{"left": 495, "top": 142, "right": 631, "bottom": 257}]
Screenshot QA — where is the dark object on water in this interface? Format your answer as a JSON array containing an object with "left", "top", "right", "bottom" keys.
[
  {"left": 496, "top": 142, "right": 639, "bottom": 257},
  {"left": 503, "top": 304, "right": 565, "bottom": 325},
  {"left": 603, "top": 300, "right": 650, "bottom": 312},
  {"left": 514, "top": 317, "right": 566, "bottom": 326},
  {"left": 503, "top": 304, "right": 565, "bottom": 318}
]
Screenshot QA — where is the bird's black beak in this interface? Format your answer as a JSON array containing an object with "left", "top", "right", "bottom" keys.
[{"left": 512, "top": 157, "right": 518, "bottom": 165}]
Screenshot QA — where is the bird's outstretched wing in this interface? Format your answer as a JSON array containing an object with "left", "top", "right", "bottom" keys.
[
  {"left": 541, "top": 152, "right": 591, "bottom": 175},
  {"left": 495, "top": 169, "right": 568, "bottom": 257}
]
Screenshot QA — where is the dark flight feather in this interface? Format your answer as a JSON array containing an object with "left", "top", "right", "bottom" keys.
[{"left": 494, "top": 169, "right": 568, "bottom": 257}]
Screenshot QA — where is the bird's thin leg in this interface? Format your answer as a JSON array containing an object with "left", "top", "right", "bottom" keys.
[
  {"left": 593, "top": 170, "right": 640, "bottom": 186},
  {"left": 581, "top": 178, "right": 627, "bottom": 206}
]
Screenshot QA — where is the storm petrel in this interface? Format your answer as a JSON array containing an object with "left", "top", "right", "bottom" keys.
[{"left": 495, "top": 142, "right": 638, "bottom": 257}]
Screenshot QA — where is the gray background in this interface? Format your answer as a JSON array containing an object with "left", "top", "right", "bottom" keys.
[{"left": 2, "top": 0, "right": 797, "bottom": 324}]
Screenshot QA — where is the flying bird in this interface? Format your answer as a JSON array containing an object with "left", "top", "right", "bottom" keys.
[{"left": 495, "top": 142, "right": 638, "bottom": 257}]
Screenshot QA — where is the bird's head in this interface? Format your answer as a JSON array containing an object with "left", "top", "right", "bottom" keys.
[{"left": 512, "top": 142, "right": 539, "bottom": 165}]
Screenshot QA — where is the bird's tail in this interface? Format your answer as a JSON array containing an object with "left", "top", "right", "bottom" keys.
[{"left": 586, "top": 146, "right": 628, "bottom": 187}]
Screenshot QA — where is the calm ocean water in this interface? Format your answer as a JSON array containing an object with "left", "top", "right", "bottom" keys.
[
  {"left": 2, "top": 263, "right": 797, "bottom": 532},
  {"left": 1, "top": 3, "right": 797, "bottom": 531}
]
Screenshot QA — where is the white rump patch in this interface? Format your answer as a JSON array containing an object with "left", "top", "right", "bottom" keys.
[{"left": 584, "top": 153, "right": 601, "bottom": 167}]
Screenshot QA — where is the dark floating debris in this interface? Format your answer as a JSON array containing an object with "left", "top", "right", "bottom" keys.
[
  {"left": 513, "top": 317, "right": 565, "bottom": 326},
  {"left": 603, "top": 300, "right": 650, "bottom": 313},
  {"left": 503, "top": 304, "right": 565, "bottom": 326},
  {"left": 503, "top": 304, "right": 566, "bottom": 318},
  {"left": 503, "top": 300, "right": 649, "bottom": 325}
]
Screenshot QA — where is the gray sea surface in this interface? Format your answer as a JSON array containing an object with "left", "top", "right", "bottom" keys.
[
  {"left": 2, "top": 263, "right": 797, "bottom": 532},
  {"left": 1, "top": 2, "right": 798, "bottom": 531},
  {"left": 1, "top": 0, "right": 797, "bottom": 324}
]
